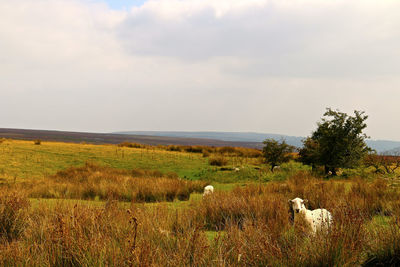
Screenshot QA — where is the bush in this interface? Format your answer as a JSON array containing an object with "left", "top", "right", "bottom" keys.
[
  {"left": 202, "top": 151, "right": 210, "bottom": 157},
  {"left": 33, "top": 139, "right": 41, "bottom": 145},
  {"left": 183, "top": 146, "right": 204, "bottom": 153},
  {"left": 118, "top": 142, "right": 146, "bottom": 148},
  {"left": 209, "top": 156, "right": 228, "bottom": 166},
  {"left": 217, "top": 146, "right": 236, "bottom": 154},
  {"left": 166, "top": 145, "right": 182, "bottom": 152}
]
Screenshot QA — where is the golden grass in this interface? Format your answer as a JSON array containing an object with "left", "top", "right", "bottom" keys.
[
  {"left": 18, "top": 163, "right": 208, "bottom": 202},
  {"left": 0, "top": 172, "right": 400, "bottom": 266}
]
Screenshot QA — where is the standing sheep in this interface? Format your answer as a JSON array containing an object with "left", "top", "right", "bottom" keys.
[
  {"left": 289, "top": 197, "right": 332, "bottom": 233},
  {"left": 203, "top": 185, "right": 214, "bottom": 197}
]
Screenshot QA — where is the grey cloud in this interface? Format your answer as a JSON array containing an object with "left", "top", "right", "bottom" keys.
[{"left": 116, "top": 1, "right": 400, "bottom": 77}]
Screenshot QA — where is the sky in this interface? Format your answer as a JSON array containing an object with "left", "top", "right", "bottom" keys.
[
  {"left": 1, "top": 0, "right": 400, "bottom": 140},
  {"left": 100, "top": 0, "right": 146, "bottom": 10}
]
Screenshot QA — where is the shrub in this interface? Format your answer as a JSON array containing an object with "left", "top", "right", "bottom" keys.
[
  {"left": 183, "top": 146, "right": 204, "bottom": 153},
  {"left": 217, "top": 146, "right": 236, "bottom": 154},
  {"left": 166, "top": 145, "right": 182, "bottom": 152},
  {"left": 118, "top": 142, "right": 145, "bottom": 148},
  {"left": 33, "top": 139, "right": 41, "bottom": 145},
  {"left": 209, "top": 156, "right": 228, "bottom": 166},
  {"left": 202, "top": 151, "right": 210, "bottom": 157}
]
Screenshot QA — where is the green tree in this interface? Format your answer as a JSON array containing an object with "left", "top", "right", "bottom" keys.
[
  {"left": 299, "top": 108, "right": 370, "bottom": 175},
  {"left": 298, "top": 137, "right": 320, "bottom": 171},
  {"left": 262, "top": 139, "right": 294, "bottom": 172}
]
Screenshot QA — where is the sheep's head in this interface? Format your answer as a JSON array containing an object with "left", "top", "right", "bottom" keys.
[{"left": 289, "top": 198, "right": 307, "bottom": 214}]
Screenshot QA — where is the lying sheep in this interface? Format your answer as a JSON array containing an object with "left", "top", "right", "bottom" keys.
[
  {"left": 289, "top": 197, "right": 332, "bottom": 233},
  {"left": 203, "top": 185, "right": 214, "bottom": 197},
  {"left": 272, "top": 165, "right": 281, "bottom": 172}
]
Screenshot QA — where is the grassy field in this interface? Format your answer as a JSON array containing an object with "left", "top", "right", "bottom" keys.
[
  {"left": 0, "top": 139, "right": 209, "bottom": 180},
  {"left": 1, "top": 138, "right": 400, "bottom": 266},
  {"left": 0, "top": 139, "right": 306, "bottom": 184}
]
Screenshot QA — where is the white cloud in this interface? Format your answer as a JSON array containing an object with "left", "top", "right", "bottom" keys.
[{"left": 0, "top": 0, "right": 400, "bottom": 140}]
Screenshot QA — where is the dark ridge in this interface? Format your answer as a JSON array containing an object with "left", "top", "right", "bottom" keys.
[{"left": 0, "top": 128, "right": 263, "bottom": 149}]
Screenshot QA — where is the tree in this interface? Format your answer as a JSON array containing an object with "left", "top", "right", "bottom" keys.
[
  {"left": 262, "top": 139, "right": 294, "bottom": 171},
  {"left": 364, "top": 152, "right": 400, "bottom": 174},
  {"left": 298, "top": 137, "right": 320, "bottom": 171},
  {"left": 299, "top": 108, "right": 370, "bottom": 175}
]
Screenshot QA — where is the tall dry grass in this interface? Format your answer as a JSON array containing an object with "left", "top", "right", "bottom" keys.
[
  {"left": 0, "top": 198, "right": 212, "bottom": 266},
  {"left": 197, "top": 172, "right": 400, "bottom": 231},
  {"left": 0, "top": 190, "right": 30, "bottom": 242},
  {"left": 193, "top": 171, "right": 400, "bottom": 265},
  {"left": 25, "top": 163, "right": 207, "bottom": 202},
  {"left": 1, "top": 171, "right": 400, "bottom": 266}
]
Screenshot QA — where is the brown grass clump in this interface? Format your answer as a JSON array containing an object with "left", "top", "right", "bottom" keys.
[
  {"left": 208, "top": 155, "right": 228, "bottom": 166},
  {"left": 364, "top": 218, "right": 400, "bottom": 266},
  {"left": 118, "top": 142, "right": 146, "bottom": 148},
  {"left": 0, "top": 190, "right": 30, "bottom": 242},
  {"left": 27, "top": 163, "right": 207, "bottom": 202},
  {"left": 202, "top": 150, "right": 210, "bottom": 157},
  {"left": 33, "top": 139, "right": 41, "bottom": 145},
  {"left": 198, "top": 190, "right": 290, "bottom": 234}
]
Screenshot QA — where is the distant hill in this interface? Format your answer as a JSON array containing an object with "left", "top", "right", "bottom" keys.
[
  {"left": 1, "top": 128, "right": 398, "bottom": 153},
  {"left": 115, "top": 131, "right": 304, "bottom": 147},
  {"left": 115, "top": 131, "right": 400, "bottom": 153},
  {"left": 383, "top": 147, "right": 400, "bottom": 155},
  {"left": 365, "top": 141, "right": 400, "bottom": 154},
  {"left": 0, "top": 128, "right": 263, "bottom": 148}
]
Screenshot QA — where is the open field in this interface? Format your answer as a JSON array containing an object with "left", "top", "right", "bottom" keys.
[
  {"left": 1, "top": 138, "right": 400, "bottom": 266},
  {"left": 0, "top": 139, "right": 305, "bottom": 183},
  {"left": 0, "top": 139, "right": 209, "bottom": 180}
]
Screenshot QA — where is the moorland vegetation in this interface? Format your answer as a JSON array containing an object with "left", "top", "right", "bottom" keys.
[{"left": 0, "top": 109, "right": 399, "bottom": 265}]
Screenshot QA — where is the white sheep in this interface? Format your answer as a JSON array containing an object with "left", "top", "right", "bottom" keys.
[
  {"left": 289, "top": 197, "right": 332, "bottom": 233},
  {"left": 273, "top": 165, "right": 281, "bottom": 172},
  {"left": 203, "top": 185, "right": 214, "bottom": 197}
]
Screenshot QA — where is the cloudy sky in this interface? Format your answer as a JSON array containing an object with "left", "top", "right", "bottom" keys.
[{"left": 1, "top": 0, "right": 399, "bottom": 140}]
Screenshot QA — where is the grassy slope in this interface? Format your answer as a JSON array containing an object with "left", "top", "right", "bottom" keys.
[
  {"left": 0, "top": 139, "right": 289, "bottom": 183},
  {"left": 0, "top": 140, "right": 210, "bottom": 180}
]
